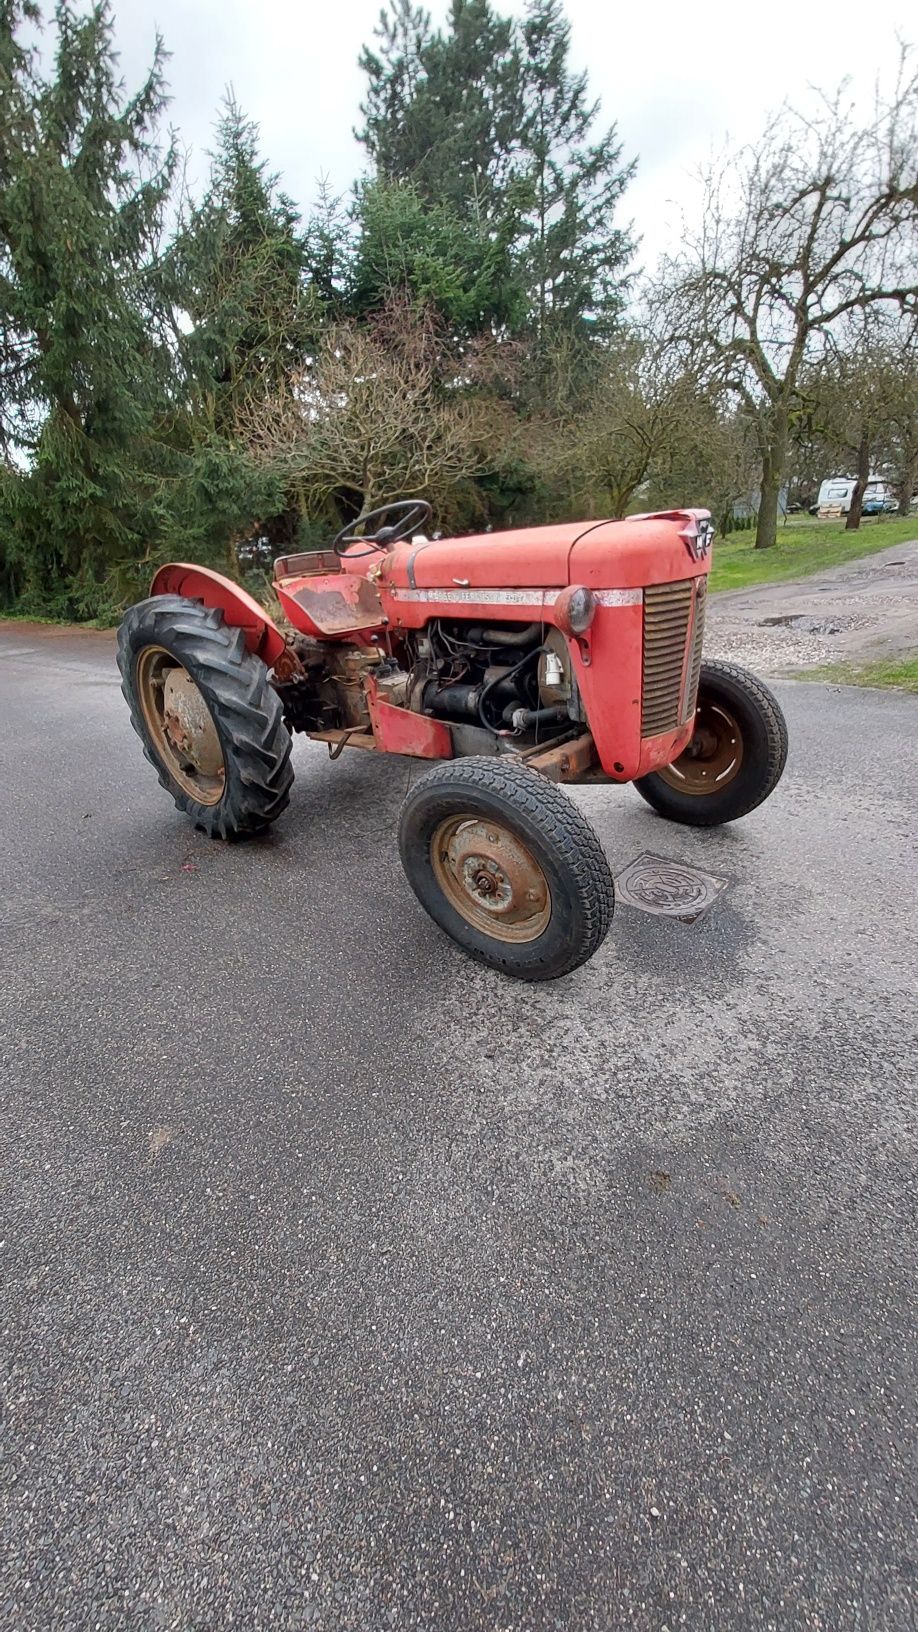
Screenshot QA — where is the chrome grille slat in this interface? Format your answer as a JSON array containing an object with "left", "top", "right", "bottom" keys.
[
  {"left": 682, "top": 582, "right": 707, "bottom": 723},
  {"left": 642, "top": 580, "right": 694, "bottom": 737}
]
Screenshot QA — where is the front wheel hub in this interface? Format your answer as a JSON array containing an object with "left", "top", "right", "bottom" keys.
[
  {"left": 432, "top": 816, "right": 551, "bottom": 942},
  {"left": 658, "top": 699, "right": 743, "bottom": 795}
]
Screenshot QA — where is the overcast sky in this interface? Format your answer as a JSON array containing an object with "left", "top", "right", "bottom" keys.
[{"left": 108, "top": 0, "right": 913, "bottom": 269}]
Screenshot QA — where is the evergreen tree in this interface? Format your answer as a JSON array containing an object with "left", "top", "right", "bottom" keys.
[
  {"left": 178, "top": 97, "right": 314, "bottom": 438},
  {"left": 356, "top": 0, "right": 634, "bottom": 360},
  {"left": 519, "top": 0, "right": 635, "bottom": 355},
  {"left": 357, "top": 0, "right": 525, "bottom": 231},
  {"left": 0, "top": 0, "right": 179, "bottom": 616},
  {"left": 414, "top": 0, "right": 522, "bottom": 223},
  {"left": 351, "top": 179, "right": 524, "bottom": 338},
  {"left": 303, "top": 178, "right": 352, "bottom": 320},
  {"left": 357, "top": 0, "right": 433, "bottom": 188},
  {"left": 171, "top": 99, "right": 321, "bottom": 558}
]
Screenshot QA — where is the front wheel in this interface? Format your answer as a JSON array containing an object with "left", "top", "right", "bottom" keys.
[
  {"left": 398, "top": 757, "right": 614, "bottom": 981},
  {"left": 634, "top": 660, "right": 788, "bottom": 827}
]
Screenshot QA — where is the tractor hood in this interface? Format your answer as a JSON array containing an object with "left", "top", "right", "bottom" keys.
[
  {"left": 389, "top": 523, "right": 584, "bottom": 590},
  {"left": 386, "top": 513, "right": 711, "bottom": 594}
]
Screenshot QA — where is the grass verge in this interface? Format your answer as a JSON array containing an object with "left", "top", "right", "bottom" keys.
[
  {"left": 710, "top": 515, "right": 917, "bottom": 593},
  {"left": 793, "top": 655, "right": 918, "bottom": 694},
  {"left": 0, "top": 608, "right": 117, "bottom": 630}
]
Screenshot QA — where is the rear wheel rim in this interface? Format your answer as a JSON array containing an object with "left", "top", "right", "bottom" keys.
[
  {"left": 658, "top": 699, "right": 743, "bottom": 796},
  {"left": 431, "top": 814, "right": 551, "bottom": 943},
  {"left": 136, "top": 645, "right": 226, "bottom": 806}
]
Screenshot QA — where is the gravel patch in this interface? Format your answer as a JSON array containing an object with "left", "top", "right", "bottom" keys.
[{"left": 706, "top": 540, "right": 918, "bottom": 676}]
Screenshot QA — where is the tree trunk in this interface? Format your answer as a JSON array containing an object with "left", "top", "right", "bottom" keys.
[
  {"left": 845, "top": 435, "right": 870, "bottom": 531},
  {"left": 754, "top": 413, "right": 788, "bottom": 550}
]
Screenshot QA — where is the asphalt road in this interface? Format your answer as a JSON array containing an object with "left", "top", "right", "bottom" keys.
[{"left": 1, "top": 621, "right": 916, "bottom": 1631}]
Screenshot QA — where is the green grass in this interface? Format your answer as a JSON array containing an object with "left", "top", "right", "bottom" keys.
[
  {"left": 709, "top": 514, "right": 917, "bottom": 593},
  {"left": 793, "top": 655, "right": 918, "bottom": 694},
  {"left": 0, "top": 607, "right": 117, "bottom": 630}
]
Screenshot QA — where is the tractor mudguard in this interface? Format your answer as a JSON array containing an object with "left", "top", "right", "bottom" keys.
[{"left": 150, "top": 562, "right": 287, "bottom": 669}]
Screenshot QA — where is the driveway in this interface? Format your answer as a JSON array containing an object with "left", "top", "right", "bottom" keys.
[
  {"left": 1, "top": 621, "right": 916, "bottom": 1630},
  {"left": 708, "top": 537, "right": 918, "bottom": 674}
]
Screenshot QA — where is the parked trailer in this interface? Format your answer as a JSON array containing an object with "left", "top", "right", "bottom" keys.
[{"left": 816, "top": 476, "right": 896, "bottom": 516}]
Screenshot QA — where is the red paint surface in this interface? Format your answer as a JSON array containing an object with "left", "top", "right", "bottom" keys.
[
  {"left": 150, "top": 563, "right": 287, "bottom": 667},
  {"left": 375, "top": 701, "right": 453, "bottom": 759},
  {"left": 363, "top": 674, "right": 452, "bottom": 759}
]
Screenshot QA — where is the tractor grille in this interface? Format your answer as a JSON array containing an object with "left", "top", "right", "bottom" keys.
[
  {"left": 684, "top": 579, "right": 706, "bottom": 720},
  {"left": 641, "top": 578, "right": 706, "bottom": 737}
]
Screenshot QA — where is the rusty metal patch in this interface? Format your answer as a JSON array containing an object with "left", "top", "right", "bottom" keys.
[{"left": 614, "top": 852, "right": 729, "bottom": 923}]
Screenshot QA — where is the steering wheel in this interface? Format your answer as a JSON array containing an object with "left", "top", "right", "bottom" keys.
[{"left": 332, "top": 499, "right": 433, "bottom": 558}]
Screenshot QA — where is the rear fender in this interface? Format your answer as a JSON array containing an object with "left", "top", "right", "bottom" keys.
[{"left": 150, "top": 562, "right": 287, "bottom": 669}]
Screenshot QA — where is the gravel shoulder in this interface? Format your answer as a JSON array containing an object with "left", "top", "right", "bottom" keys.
[{"left": 707, "top": 537, "right": 918, "bottom": 676}]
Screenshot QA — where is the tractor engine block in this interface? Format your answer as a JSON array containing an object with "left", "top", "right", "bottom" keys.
[
  {"left": 272, "top": 620, "right": 581, "bottom": 745},
  {"left": 414, "top": 620, "right": 581, "bottom": 737}
]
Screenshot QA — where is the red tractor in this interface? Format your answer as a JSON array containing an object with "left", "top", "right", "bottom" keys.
[{"left": 117, "top": 500, "right": 787, "bottom": 980}]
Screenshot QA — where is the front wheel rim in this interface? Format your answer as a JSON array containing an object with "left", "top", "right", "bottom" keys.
[
  {"left": 431, "top": 815, "right": 552, "bottom": 943},
  {"left": 658, "top": 699, "right": 743, "bottom": 795},
  {"left": 135, "top": 645, "right": 226, "bottom": 805}
]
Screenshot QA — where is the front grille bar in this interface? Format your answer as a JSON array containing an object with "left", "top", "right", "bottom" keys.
[{"left": 641, "top": 578, "right": 706, "bottom": 737}]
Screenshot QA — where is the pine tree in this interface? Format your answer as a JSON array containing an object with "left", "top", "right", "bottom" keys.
[
  {"left": 414, "top": 0, "right": 522, "bottom": 223},
  {"left": 357, "top": 0, "right": 434, "bottom": 188},
  {"left": 358, "top": 0, "right": 524, "bottom": 228},
  {"left": 170, "top": 99, "right": 323, "bottom": 559},
  {"left": 178, "top": 97, "right": 315, "bottom": 438},
  {"left": 354, "top": 0, "right": 522, "bottom": 238},
  {"left": 355, "top": 0, "right": 528, "bottom": 339},
  {"left": 0, "top": 0, "right": 178, "bottom": 617},
  {"left": 519, "top": 0, "right": 635, "bottom": 355},
  {"left": 355, "top": 0, "right": 634, "bottom": 358}
]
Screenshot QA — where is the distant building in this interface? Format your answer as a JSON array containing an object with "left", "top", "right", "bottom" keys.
[{"left": 731, "top": 486, "right": 789, "bottom": 521}]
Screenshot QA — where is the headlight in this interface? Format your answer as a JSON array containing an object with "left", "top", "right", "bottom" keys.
[{"left": 554, "top": 584, "right": 597, "bottom": 636}]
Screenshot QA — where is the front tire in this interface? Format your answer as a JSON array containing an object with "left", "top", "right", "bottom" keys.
[
  {"left": 634, "top": 659, "right": 787, "bottom": 827},
  {"left": 398, "top": 757, "right": 614, "bottom": 980},
  {"left": 118, "top": 594, "right": 294, "bottom": 838}
]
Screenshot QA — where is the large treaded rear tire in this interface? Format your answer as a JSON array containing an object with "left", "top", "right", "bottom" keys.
[
  {"left": 634, "top": 659, "right": 788, "bottom": 827},
  {"left": 117, "top": 594, "right": 293, "bottom": 838},
  {"left": 398, "top": 756, "right": 614, "bottom": 980}
]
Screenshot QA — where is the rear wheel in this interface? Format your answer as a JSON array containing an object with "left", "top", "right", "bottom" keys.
[
  {"left": 634, "top": 659, "right": 787, "bottom": 827},
  {"left": 118, "top": 594, "right": 293, "bottom": 837},
  {"left": 398, "top": 757, "right": 613, "bottom": 980}
]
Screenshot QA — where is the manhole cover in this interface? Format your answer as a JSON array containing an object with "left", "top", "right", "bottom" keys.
[{"left": 615, "top": 853, "right": 729, "bottom": 923}]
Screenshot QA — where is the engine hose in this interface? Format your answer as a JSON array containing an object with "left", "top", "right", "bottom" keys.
[
  {"left": 477, "top": 645, "right": 546, "bottom": 734},
  {"left": 479, "top": 622, "right": 542, "bottom": 647},
  {"left": 505, "top": 703, "right": 569, "bottom": 731}
]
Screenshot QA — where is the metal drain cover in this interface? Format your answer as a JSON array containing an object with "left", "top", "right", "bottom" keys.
[{"left": 615, "top": 853, "right": 729, "bottom": 923}]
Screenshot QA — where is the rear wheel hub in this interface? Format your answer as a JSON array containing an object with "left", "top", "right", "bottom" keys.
[{"left": 136, "top": 646, "right": 226, "bottom": 805}]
